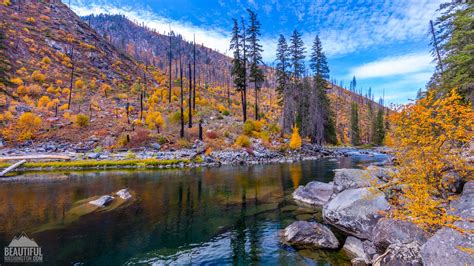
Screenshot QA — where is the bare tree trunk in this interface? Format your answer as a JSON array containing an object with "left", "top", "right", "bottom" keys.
[
  {"left": 168, "top": 31, "right": 172, "bottom": 103},
  {"left": 179, "top": 44, "right": 184, "bottom": 138},
  {"left": 67, "top": 46, "right": 74, "bottom": 110},
  {"left": 193, "top": 35, "right": 197, "bottom": 110},
  {"left": 188, "top": 63, "right": 192, "bottom": 128}
]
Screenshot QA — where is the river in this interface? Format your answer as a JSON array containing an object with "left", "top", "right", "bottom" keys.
[{"left": 0, "top": 152, "right": 387, "bottom": 265}]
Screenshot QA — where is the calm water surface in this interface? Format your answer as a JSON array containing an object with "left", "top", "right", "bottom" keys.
[{"left": 0, "top": 153, "right": 386, "bottom": 265}]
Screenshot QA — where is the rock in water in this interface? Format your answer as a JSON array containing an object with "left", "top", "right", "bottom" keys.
[
  {"left": 373, "top": 242, "right": 423, "bottom": 266},
  {"left": 116, "top": 189, "right": 132, "bottom": 200},
  {"left": 293, "top": 181, "right": 333, "bottom": 206},
  {"left": 88, "top": 195, "right": 114, "bottom": 207},
  {"left": 333, "top": 169, "right": 384, "bottom": 193},
  {"left": 323, "top": 187, "right": 390, "bottom": 239},
  {"left": 421, "top": 181, "right": 474, "bottom": 266},
  {"left": 372, "top": 218, "right": 429, "bottom": 253},
  {"left": 281, "top": 221, "right": 339, "bottom": 249},
  {"left": 343, "top": 236, "right": 370, "bottom": 264}
]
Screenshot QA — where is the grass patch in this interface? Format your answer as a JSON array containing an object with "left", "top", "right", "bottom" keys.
[{"left": 0, "top": 158, "right": 191, "bottom": 170}]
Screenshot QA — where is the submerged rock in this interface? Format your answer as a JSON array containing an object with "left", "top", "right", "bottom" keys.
[
  {"left": 293, "top": 181, "right": 333, "bottom": 206},
  {"left": 374, "top": 241, "right": 423, "bottom": 266},
  {"left": 323, "top": 187, "right": 390, "bottom": 239},
  {"left": 88, "top": 195, "right": 114, "bottom": 207},
  {"left": 372, "top": 218, "right": 429, "bottom": 253},
  {"left": 281, "top": 221, "right": 339, "bottom": 249},
  {"left": 116, "top": 188, "right": 132, "bottom": 200}
]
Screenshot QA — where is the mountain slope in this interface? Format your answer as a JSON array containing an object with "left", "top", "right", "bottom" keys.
[{"left": 83, "top": 14, "right": 234, "bottom": 88}]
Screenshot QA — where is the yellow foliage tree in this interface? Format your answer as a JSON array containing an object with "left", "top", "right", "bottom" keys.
[
  {"left": 289, "top": 126, "right": 302, "bottom": 150},
  {"left": 388, "top": 89, "right": 473, "bottom": 231},
  {"left": 17, "top": 112, "right": 42, "bottom": 141},
  {"left": 146, "top": 111, "right": 165, "bottom": 133}
]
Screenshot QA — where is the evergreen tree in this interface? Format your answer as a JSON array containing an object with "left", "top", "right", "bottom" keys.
[
  {"left": 230, "top": 18, "right": 247, "bottom": 122},
  {"left": 246, "top": 9, "right": 264, "bottom": 120},
  {"left": 349, "top": 76, "right": 357, "bottom": 92},
  {"left": 289, "top": 30, "right": 305, "bottom": 80},
  {"left": 275, "top": 34, "right": 293, "bottom": 134},
  {"left": 275, "top": 34, "right": 289, "bottom": 104},
  {"left": 430, "top": 1, "right": 473, "bottom": 102},
  {"left": 350, "top": 102, "right": 360, "bottom": 146},
  {"left": 309, "top": 35, "right": 335, "bottom": 145},
  {"left": 373, "top": 107, "right": 385, "bottom": 146}
]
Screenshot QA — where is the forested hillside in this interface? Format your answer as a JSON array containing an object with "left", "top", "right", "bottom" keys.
[{"left": 0, "top": 0, "right": 385, "bottom": 151}]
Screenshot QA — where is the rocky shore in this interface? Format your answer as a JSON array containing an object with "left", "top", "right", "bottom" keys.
[
  {"left": 281, "top": 167, "right": 474, "bottom": 265},
  {"left": 0, "top": 139, "right": 383, "bottom": 172}
]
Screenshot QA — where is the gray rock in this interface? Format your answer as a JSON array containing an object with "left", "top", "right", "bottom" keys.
[
  {"left": 421, "top": 181, "right": 474, "bottom": 266},
  {"left": 293, "top": 181, "right": 334, "bottom": 206},
  {"left": 366, "top": 166, "right": 396, "bottom": 182},
  {"left": 88, "top": 195, "right": 114, "bottom": 207},
  {"left": 333, "top": 168, "right": 384, "bottom": 193},
  {"left": 323, "top": 187, "right": 390, "bottom": 239},
  {"left": 441, "top": 171, "right": 464, "bottom": 194},
  {"left": 374, "top": 242, "right": 422, "bottom": 266},
  {"left": 281, "top": 221, "right": 339, "bottom": 249},
  {"left": 372, "top": 218, "right": 429, "bottom": 253},
  {"left": 343, "top": 236, "right": 370, "bottom": 264},
  {"left": 87, "top": 153, "right": 100, "bottom": 159},
  {"left": 150, "top": 143, "right": 161, "bottom": 150},
  {"left": 116, "top": 189, "right": 132, "bottom": 200}
]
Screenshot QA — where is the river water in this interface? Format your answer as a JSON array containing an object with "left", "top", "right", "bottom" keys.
[{"left": 0, "top": 152, "right": 386, "bottom": 265}]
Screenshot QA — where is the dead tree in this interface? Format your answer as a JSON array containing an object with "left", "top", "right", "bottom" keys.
[
  {"left": 188, "top": 62, "right": 193, "bottom": 128},
  {"left": 67, "top": 45, "right": 75, "bottom": 110}
]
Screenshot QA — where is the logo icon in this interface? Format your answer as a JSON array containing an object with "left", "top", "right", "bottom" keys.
[{"left": 4, "top": 232, "right": 43, "bottom": 263}]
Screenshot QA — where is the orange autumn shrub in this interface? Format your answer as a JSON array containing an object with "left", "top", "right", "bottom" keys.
[{"left": 387, "top": 89, "right": 473, "bottom": 231}]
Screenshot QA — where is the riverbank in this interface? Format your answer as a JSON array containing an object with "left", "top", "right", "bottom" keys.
[{"left": 0, "top": 144, "right": 387, "bottom": 173}]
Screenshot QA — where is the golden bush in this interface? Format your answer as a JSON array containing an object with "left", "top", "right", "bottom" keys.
[{"left": 388, "top": 90, "right": 473, "bottom": 231}]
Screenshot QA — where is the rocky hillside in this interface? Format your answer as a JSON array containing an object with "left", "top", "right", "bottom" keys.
[
  {"left": 83, "top": 14, "right": 235, "bottom": 88},
  {"left": 0, "top": 1, "right": 386, "bottom": 151},
  {"left": 0, "top": 0, "right": 147, "bottom": 91}
]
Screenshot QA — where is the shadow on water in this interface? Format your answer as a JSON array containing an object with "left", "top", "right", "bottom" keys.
[{"left": 0, "top": 153, "right": 386, "bottom": 265}]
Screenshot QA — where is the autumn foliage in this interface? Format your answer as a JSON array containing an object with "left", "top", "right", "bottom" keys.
[
  {"left": 387, "top": 90, "right": 473, "bottom": 231},
  {"left": 289, "top": 126, "right": 302, "bottom": 150}
]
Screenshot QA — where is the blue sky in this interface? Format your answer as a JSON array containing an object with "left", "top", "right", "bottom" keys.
[{"left": 70, "top": 0, "right": 444, "bottom": 104}]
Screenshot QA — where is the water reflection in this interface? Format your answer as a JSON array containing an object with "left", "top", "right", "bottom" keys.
[{"left": 0, "top": 154, "right": 386, "bottom": 264}]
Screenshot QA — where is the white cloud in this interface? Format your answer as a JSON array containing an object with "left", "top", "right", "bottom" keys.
[{"left": 349, "top": 53, "right": 434, "bottom": 79}]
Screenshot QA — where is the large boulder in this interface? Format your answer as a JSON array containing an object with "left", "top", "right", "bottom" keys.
[
  {"left": 421, "top": 181, "right": 474, "bottom": 266},
  {"left": 372, "top": 218, "right": 429, "bottom": 253},
  {"left": 293, "top": 181, "right": 333, "bottom": 206},
  {"left": 333, "top": 169, "right": 384, "bottom": 193},
  {"left": 343, "top": 236, "right": 370, "bottom": 264},
  {"left": 373, "top": 241, "right": 423, "bottom": 266},
  {"left": 323, "top": 187, "right": 390, "bottom": 239},
  {"left": 280, "top": 221, "right": 339, "bottom": 249}
]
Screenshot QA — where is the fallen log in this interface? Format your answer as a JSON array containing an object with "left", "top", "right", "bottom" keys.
[
  {"left": 0, "top": 155, "right": 71, "bottom": 161},
  {"left": 0, "top": 160, "right": 27, "bottom": 177}
]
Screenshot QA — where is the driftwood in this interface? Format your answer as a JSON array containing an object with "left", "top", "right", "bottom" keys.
[
  {"left": 0, "top": 155, "right": 71, "bottom": 161},
  {"left": 0, "top": 160, "right": 26, "bottom": 177}
]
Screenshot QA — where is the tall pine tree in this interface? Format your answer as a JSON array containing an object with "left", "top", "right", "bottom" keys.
[
  {"left": 309, "top": 35, "right": 335, "bottom": 145},
  {"left": 246, "top": 9, "right": 264, "bottom": 120},
  {"left": 289, "top": 30, "right": 305, "bottom": 81},
  {"left": 350, "top": 102, "right": 360, "bottom": 146},
  {"left": 230, "top": 18, "right": 247, "bottom": 122},
  {"left": 275, "top": 34, "right": 293, "bottom": 134}
]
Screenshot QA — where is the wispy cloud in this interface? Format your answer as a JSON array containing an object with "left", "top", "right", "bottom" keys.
[{"left": 350, "top": 53, "right": 434, "bottom": 79}]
